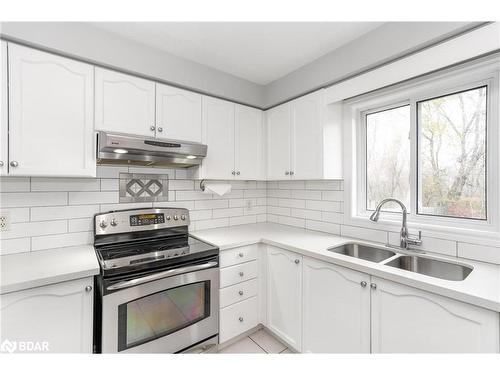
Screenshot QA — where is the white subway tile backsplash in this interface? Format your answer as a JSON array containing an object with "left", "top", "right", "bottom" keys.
[
  {"left": 189, "top": 210, "right": 213, "bottom": 221},
  {"left": 268, "top": 206, "right": 291, "bottom": 216},
  {"left": 96, "top": 166, "right": 128, "bottom": 178},
  {"left": 458, "top": 242, "right": 500, "bottom": 265},
  {"left": 128, "top": 166, "right": 175, "bottom": 176},
  {"left": 305, "top": 180, "right": 342, "bottom": 190},
  {"left": 1, "top": 220, "right": 67, "bottom": 240},
  {"left": 0, "top": 238, "right": 31, "bottom": 255},
  {"left": 0, "top": 177, "right": 30, "bottom": 192},
  {"left": 278, "top": 216, "right": 305, "bottom": 228},
  {"left": 31, "top": 231, "right": 93, "bottom": 251},
  {"left": 0, "top": 208, "right": 30, "bottom": 223},
  {"left": 176, "top": 190, "right": 212, "bottom": 201},
  {"left": 194, "top": 199, "right": 228, "bottom": 210},
  {"left": 213, "top": 207, "right": 244, "bottom": 218},
  {"left": 306, "top": 220, "right": 341, "bottom": 235},
  {"left": 244, "top": 189, "right": 266, "bottom": 198},
  {"left": 1, "top": 192, "right": 67, "bottom": 208},
  {"left": 278, "top": 181, "right": 305, "bottom": 190},
  {"left": 305, "top": 200, "right": 342, "bottom": 212},
  {"left": 321, "top": 190, "right": 343, "bottom": 201},
  {"left": 278, "top": 198, "right": 305, "bottom": 209},
  {"left": 291, "top": 190, "right": 322, "bottom": 200},
  {"left": 68, "top": 218, "right": 94, "bottom": 233},
  {"left": 169, "top": 179, "right": 195, "bottom": 190},
  {"left": 321, "top": 212, "right": 343, "bottom": 224},
  {"left": 268, "top": 189, "right": 291, "bottom": 198},
  {"left": 31, "top": 205, "right": 99, "bottom": 221},
  {"left": 100, "top": 202, "right": 153, "bottom": 211},
  {"left": 230, "top": 215, "right": 257, "bottom": 226},
  {"left": 69, "top": 191, "right": 118, "bottom": 205},
  {"left": 195, "top": 218, "right": 229, "bottom": 231},
  {"left": 290, "top": 208, "right": 322, "bottom": 221},
  {"left": 31, "top": 178, "right": 100, "bottom": 192},
  {"left": 245, "top": 205, "right": 266, "bottom": 216},
  {"left": 341, "top": 225, "right": 387, "bottom": 244},
  {"left": 388, "top": 232, "right": 456, "bottom": 257},
  {"left": 229, "top": 199, "right": 245, "bottom": 208},
  {"left": 100, "top": 179, "right": 119, "bottom": 191}
]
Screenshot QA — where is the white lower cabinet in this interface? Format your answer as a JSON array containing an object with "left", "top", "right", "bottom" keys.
[
  {"left": 266, "top": 246, "right": 302, "bottom": 351},
  {"left": 302, "top": 257, "right": 370, "bottom": 353},
  {"left": 370, "top": 277, "right": 500, "bottom": 353},
  {"left": 0, "top": 277, "right": 94, "bottom": 353},
  {"left": 219, "top": 296, "right": 259, "bottom": 343}
]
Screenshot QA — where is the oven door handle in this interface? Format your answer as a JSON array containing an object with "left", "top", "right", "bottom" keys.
[{"left": 106, "top": 261, "right": 218, "bottom": 291}]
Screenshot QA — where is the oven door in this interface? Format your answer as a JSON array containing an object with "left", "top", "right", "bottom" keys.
[{"left": 101, "top": 262, "right": 219, "bottom": 353}]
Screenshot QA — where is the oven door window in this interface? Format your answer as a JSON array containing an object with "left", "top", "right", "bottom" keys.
[{"left": 117, "top": 281, "right": 210, "bottom": 351}]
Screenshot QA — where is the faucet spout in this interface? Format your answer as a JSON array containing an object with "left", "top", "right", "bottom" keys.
[{"left": 369, "top": 198, "right": 421, "bottom": 250}]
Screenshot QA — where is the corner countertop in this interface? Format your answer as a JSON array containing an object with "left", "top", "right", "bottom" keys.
[
  {"left": 1, "top": 245, "right": 100, "bottom": 295},
  {"left": 192, "top": 223, "right": 500, "bottom": 312}
]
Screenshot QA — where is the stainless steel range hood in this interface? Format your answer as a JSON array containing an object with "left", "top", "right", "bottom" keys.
[{"left": 97, "top": 132, "right": 207, "bottom": 168}]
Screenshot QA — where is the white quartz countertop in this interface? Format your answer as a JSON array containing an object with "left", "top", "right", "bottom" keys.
[
  {"left": 192, "top": 223, "right": 500, "bottom": 312},
  {"left": 1, "top": 245, "right": 100, "bottom": 294}
]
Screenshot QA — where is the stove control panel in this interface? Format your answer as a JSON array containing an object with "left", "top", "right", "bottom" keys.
[{"left": 95, "top": 208, "right": 190, "bottom": 235}]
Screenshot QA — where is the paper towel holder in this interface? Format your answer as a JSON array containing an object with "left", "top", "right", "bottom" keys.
[{"left": 199, "top": 179, "right": 207, "bottom": 191}]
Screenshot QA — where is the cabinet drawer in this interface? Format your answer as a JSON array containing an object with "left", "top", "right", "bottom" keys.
[
  {"left": 219, "top": 296, "right": 259, "bottom": 343},
  {"left": 220, "top": 260, "right": 258, "bottom": 288},
  {"left": 220, "top": 245, "right": 258, "bottom": 268},
  {"left": 220, "top": 278, "right": 258, "bottom": 308}
]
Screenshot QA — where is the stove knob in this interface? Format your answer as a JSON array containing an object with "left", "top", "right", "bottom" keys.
[
  {"left": 110, "top": 219, "right": 117, "bottom": 227},
  {"left": 173, "top": 215, "right": 179, "bottom": 221},
  {"left": 166, "top": 216, "right": 171, "bottom": 221},
  {"left": 99, "top": 220, "right": 108, "bottom": 229},
  {"left": 181, "top": 214, "right": 186, "bottom": 221}
]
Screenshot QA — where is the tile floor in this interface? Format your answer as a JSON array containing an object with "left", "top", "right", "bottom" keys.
[{"left": 218, "top": 329, "right": 292, "bottom": 354}]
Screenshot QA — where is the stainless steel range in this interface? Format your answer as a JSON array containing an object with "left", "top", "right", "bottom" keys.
[{"left": 93, "top": 208, "right": 219, "bottom": 354}]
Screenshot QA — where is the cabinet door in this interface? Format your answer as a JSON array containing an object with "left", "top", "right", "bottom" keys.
[
  {"left": 0, "top": 277, "right": 94, "bottom": 353},
  {"left": 234, "top": 104, "right": 264, "bottom": 180},
  {"left": 200, "top": 96, "right": 235, "bottom": 179},
  {"left": 0, "top": 41, "right": 7, "bottom": 176},
  {"left": 95, "top": 67, "right": 155, "bottom": 137},
  {"left": 290, "top": 90, "right": 323, "bottom": 179},
  {"left": 8, "top": 44, "right": 95, "bottom": 177},
  {"left": 302, "top": 257, "right": 370, "bottom": 353},
  {"left": 155, "top": 83, "right": 202, "bottom": 142},
  {"left": 266, "top": 103, "right": 291, "bottom": 180},
  {"left": 266, "top": 246, "right": 302, "bottom": 351},
  {"left": 371, "top": 277, "right": 500, "bottom": 353}
]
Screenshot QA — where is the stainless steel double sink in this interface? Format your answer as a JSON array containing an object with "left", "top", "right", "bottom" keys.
[{"left": 328, "top": 243, "right": 473, "bottom": 281}]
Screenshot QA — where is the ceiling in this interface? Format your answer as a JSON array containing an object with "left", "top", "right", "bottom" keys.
[{"left": 89, "top": 22, "right": 383, "bottom": 85}]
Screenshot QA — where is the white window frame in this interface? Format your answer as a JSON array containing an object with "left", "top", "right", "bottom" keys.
[{"left": 344, "top": 56, "right": 500, "bottom": 242}]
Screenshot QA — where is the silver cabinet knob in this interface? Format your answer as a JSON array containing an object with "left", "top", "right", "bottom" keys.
[
  {"left": 236, "top": 171, "right": 240, "bottom": 175},
  {"left": 238, "top": 317, "right": 244, "bottom": 322},
  {"left": 295, "top": 259, "right": 300, "bottom": 264},
  {"left": 238, "top": 252, "right": 244, "bottom": 258},
  {"left": 85, "top": 285, "right": 92, "bottom": 292},
  {"left": 157, "top": 127, "right": 163, "bottom": 132},
  {"left": 150, "top": 125, "right": 156, "bottom": 131},
  {"left": 0, "top": 161, "right": 3, "bottom": 167},
  {"left": 99, "top": 220, "right": 108, "bottom": 229},
  {"left": 290, "top": 171, "right": 294, "bottom": 176},
  {"left": 238, "top": 290, "right": 244, "bottom": 296},
  {"left": 10, "top": 161, "right": 19, "bottom": 167},
  {"left": 239, "top": 271, "right": 244, "bottom": 277},
  {"left": 285, "top": 171, "right": 290, "bottom": 175},
  {"left": 110, "top": 219, "right": 117, "bottom": 227},
  {"left": 370, "top": 283, "right": 377, "bottom": 290},
  {"left": 360, "top": 281, "right": 367, "bottom": 288},
  {"left": 231, "top": 171, "right": 236, "bottom": 175}
]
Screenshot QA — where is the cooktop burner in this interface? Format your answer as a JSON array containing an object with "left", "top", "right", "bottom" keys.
[{"left": 93, "top": 208, "right": 218, "bottom": 277}]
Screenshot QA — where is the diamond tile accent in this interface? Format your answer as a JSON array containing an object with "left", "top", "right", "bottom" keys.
[{"left": 119, "top": 173, "right": 169, "bottom": 203}]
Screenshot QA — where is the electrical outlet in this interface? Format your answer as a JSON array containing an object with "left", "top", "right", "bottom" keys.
[{"left": 0, "top": 213, "right": 9, "bottom": 231}]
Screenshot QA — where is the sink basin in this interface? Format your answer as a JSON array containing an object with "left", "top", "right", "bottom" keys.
[
  {"left": 328, "top": 243, "right": 396, "bottom": 263},
  {"left": 386, "top": 255, "right": 473, "bottom": 281}
]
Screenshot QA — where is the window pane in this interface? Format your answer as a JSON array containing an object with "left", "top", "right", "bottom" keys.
[
  {"left": 418, "top": 86, "right": 487, "bottom": 220},
  {"left": 366, "top": 105, "right": 411, "bottom": 211}
]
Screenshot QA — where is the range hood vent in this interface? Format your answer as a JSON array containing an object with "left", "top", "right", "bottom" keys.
[{"left": 97, "top": 132, "right": 207, "bottom": 168}]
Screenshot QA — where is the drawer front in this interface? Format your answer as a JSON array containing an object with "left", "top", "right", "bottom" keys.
[
  {"left": 220, "top": 245, "right": 258, "bottom": 268},
  {"left": 219, "top": 296, "right": 259, "bottom": 343},
  {"left": 220, "top": 260, "right": 258, "bottom": 288},
  {"left": 220, "top": 278, "right": 259, "bottom": 308}
]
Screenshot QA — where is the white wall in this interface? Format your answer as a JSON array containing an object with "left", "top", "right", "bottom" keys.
[
  {"left": 264, "top": 22, "right": 483, "bottom": 107},
  {"left": 0, "top": 22, "right": 266, "bottom": 108}
]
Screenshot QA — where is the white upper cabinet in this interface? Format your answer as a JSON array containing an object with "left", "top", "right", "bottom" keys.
[
  {"left": 235, "top": 104, "right": 264, "bottom": 180},
  {"left": 8, "top": 44, "right": 95, "bottom": 177},
  {"left": 290, "top": 91, "right": 323, "bottom": 179},
  {"left": 371, "top": 277, "right": 500, "bottom": 353},
  {"left": 266, "top": 246, "right": 302, "bottom": 351},
  {"left": 95, "top": 67, "right": 155, "bottom": 137},
  {"left": 1, "top": 41, "right": 7, "bottom": 176},
  {"left": 200, "top": 96, "right": 235, "bottom": 180},
  {"left": 302, "top": 257, "right": 370, "bottom": 353},
  {"left": 155, "top": 83, "right": 202, "bottom": 143},
  {"left": 266, "top": 103, "right": 291, "bottom": 180}
]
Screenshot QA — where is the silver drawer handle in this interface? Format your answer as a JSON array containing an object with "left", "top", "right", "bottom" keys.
[
  {"left": 239, "top": 317, "right": 244, "bottom": 322},
  {"left": 238, "top": 252, "right": 244, "bottom": 258},
  {"left": 85, "top": 285, "right": 92, "bottom": 292},
  {"left": 10, "top": 161, "right": 19, "bottom": 167},
  {"left": 107, "top": 261, "right": 218, "bottom": 291},
  {"left": 370, "top": 283, "right": 377, "bottom": 290},
  {"left": 0, "top": 161, "right": 3, "bottom": 167},
  {"left": 238, "top": 290, "right": 244, "bottom": 296},
  {"left": 360, "top": 281, "right": 367, "bottom": 288},
  {"left": 150, "top": 125, "right": 156, "bottom": 131},
  {"left": 239, "top": 271, "right": 244, "bottom": 277},
  {"left": 295, "top": 259, "right": 300, "bottom": 264},
  {"left": 157, "top": 127, "right": 163, "bottom": 132}
]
